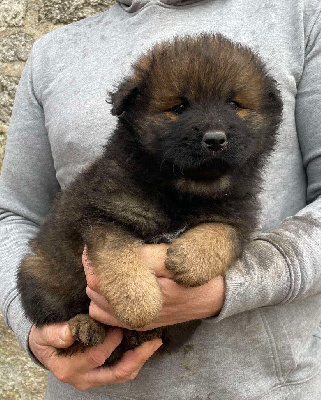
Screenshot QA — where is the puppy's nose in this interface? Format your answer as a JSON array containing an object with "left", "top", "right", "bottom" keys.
[{"left": 202, "top": 131, "right": 227, "bottom": 151}]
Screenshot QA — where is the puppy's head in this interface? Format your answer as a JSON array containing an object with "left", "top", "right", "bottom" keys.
[{"left": 110, "top": 34, "right": 283, "bottom": 196}]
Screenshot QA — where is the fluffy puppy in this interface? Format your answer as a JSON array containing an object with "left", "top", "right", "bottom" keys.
[{"left": 18, "top": 34, "right": 283, "bottom": 362}]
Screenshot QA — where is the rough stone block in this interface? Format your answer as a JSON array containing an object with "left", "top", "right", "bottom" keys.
[
  {"left": 0, "top": 32, "right": 34, "bottom": 62},
  {"left": 0, "top": 74, "right": 19, "bottom": 125},
  {"left": 39, "top": 0, "right": 113, "bottom": 24},
  {"left": 0, "top": 129, "right": 7, "bottom": 173},
  {"left": 0, "top": 314, "right": 47, "bottom": 399},
  {"left": 0, "top": 0, "right": 27, "bottom": 30}
]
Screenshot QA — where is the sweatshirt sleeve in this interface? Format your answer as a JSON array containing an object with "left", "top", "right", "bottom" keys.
[
  {"left": 216, "top": 9, "right": 321, "bottom": 321},
  {"left": 0, "top": 46, "right": 60, "bottom": 357}
]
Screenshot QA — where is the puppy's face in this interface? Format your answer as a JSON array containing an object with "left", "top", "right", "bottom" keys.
[{"left": 111, "top": 34, "right": 282, "bottom": 196}]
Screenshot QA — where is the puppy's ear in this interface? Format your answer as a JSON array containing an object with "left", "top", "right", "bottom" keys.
[{"left": 109, "top": 79, "right": 141, "bottom": 116}]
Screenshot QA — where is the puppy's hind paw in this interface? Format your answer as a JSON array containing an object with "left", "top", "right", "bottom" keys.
[{"left": 68, "top": 314, "right": 106, "bottom": 348}]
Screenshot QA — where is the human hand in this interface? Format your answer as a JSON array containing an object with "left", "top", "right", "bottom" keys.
[
  {"left": 84, "top": 244, "right": 225, "bottom": 330},
  {"left": 28, "top": 323, "right": 162, "bottom": 390}
]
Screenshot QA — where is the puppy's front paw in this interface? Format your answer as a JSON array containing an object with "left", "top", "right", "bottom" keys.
[
  {"left": 87, "top": 227, "right": 164, "bottom": 330},
  {"left": 110, "top": 274, "right": 163, "bottom": 329},
  {"left": 166, "top": 224, "right": 239, "bottom": 287},
  {"left": 166, "top": 239, "right": 212, "bottom": 287}
]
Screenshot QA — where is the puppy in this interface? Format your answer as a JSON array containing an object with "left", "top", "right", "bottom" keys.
[{"left": 18, "top": 34, "right": 283, "bottom": 362}]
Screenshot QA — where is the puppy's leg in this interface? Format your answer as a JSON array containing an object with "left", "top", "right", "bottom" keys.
[
  {"left": 18, "top": 247, "right": 107, "bottom": 353},
  {"left": 85, "top": 224, "right": 163, "bottom": 329},
  {"left": 18, "top": 247, "right": 89, "bottom": 325},
  {"left": 165, "top": 223, "right": 240, "bottom": 287}
]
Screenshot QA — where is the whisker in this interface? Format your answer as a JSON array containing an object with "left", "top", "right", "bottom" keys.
[
  {"left": 160, "top": 149, "right": 171, "bottom": 172},
  {"left": 172, "top": 163, "right": 178, "bottom": 178},
  {"left": 160, "top": 158, "right": 166, "bottom": 172},
  {"left": 179, "top": 162, "right": 185, "bottom": 176}
]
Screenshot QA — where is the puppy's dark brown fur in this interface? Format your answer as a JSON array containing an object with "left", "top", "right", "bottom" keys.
[{"left": 18, "top": 34, "right": 282, "bottom": 362}]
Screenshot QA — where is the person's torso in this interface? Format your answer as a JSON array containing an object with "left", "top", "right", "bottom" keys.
[{"left": 34, "top": 0, "right": 321, "bottom": 398}]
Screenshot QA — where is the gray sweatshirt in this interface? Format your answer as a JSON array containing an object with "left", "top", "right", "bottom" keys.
[{"left": 1, "top": 0, "right": 321, "bottom": 398}]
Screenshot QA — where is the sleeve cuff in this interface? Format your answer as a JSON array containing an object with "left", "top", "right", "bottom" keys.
[
  {"left": 213, "top": 238, "right": 292, "bottom": 322},
  {"left": 5, "top": 291, "right": 46, "bottom": 369}
]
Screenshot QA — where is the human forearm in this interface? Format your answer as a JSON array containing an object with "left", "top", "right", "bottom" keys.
[
  {"left": 0, "top": 217, "right": 38, "bottom": 351},
  {"left": 0, "top": 44, "right": 59, "bottom": 355},
  {"left": 216, "top": 201, "right": 321, "bottom": 322}
]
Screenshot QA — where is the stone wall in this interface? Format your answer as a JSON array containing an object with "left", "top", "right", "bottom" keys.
[
  {"left": 0, "top": 0, "right": 114, "bottom": 171},
  {"left": 0, "top": 1, "right": 114, "bottom": 398}
]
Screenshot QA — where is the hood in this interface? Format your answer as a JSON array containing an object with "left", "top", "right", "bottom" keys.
[{"left": 116, "top": 0, "right": 204, "bottom": 13}]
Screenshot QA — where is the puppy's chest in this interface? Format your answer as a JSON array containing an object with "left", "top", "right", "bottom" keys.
[
  {"left": 138, "top": 199, "right": 211, "bottom": 244},
  {"left": 106, "top": 182, "right": 225, "bottom": 242},
  {"left": 133, "top": 206, "right": 189, "bottom": 244}
]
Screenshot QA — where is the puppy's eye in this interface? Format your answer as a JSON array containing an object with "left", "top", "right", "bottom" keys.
[
  {"left": 228, "top": 100, "right": 241, "bottom": 110},
  {"left": 168, "top": 103, "right": 187, "bottom": 115}
]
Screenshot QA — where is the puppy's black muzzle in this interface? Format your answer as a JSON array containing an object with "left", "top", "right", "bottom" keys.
[{"left": 202, "top": 130, "right": 227, "bottom": 152}]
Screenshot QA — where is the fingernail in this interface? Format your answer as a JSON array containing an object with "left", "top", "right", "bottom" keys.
[
  {"left": 59, "top": 326, "right": 70, "bottom": 344},
  {"left": 152, "top": 340, "right": 162, "bottom": 351}
]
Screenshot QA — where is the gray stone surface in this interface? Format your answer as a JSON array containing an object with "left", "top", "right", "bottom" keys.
[
  {"left": 0, "top": 0, "right": 27, "bottom": 30},
  {"left": 0, "top": 314, "right": 47, "bottom": 399},
  {"left": 0, "top": 128, "right": 6, "bottom": 172},
  {"left": 39, "top": 0, "right": 114, "bottom": 24},
  {"left": 0, "top": 74, "right": 19, "bottom": 125},
  {"left": 0, "top": 33, "right": 34, "bottom": 62}
]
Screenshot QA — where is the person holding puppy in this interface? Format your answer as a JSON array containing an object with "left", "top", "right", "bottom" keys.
[{"left": 1, "top": 0, "right": 321, "bottom": 399}]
